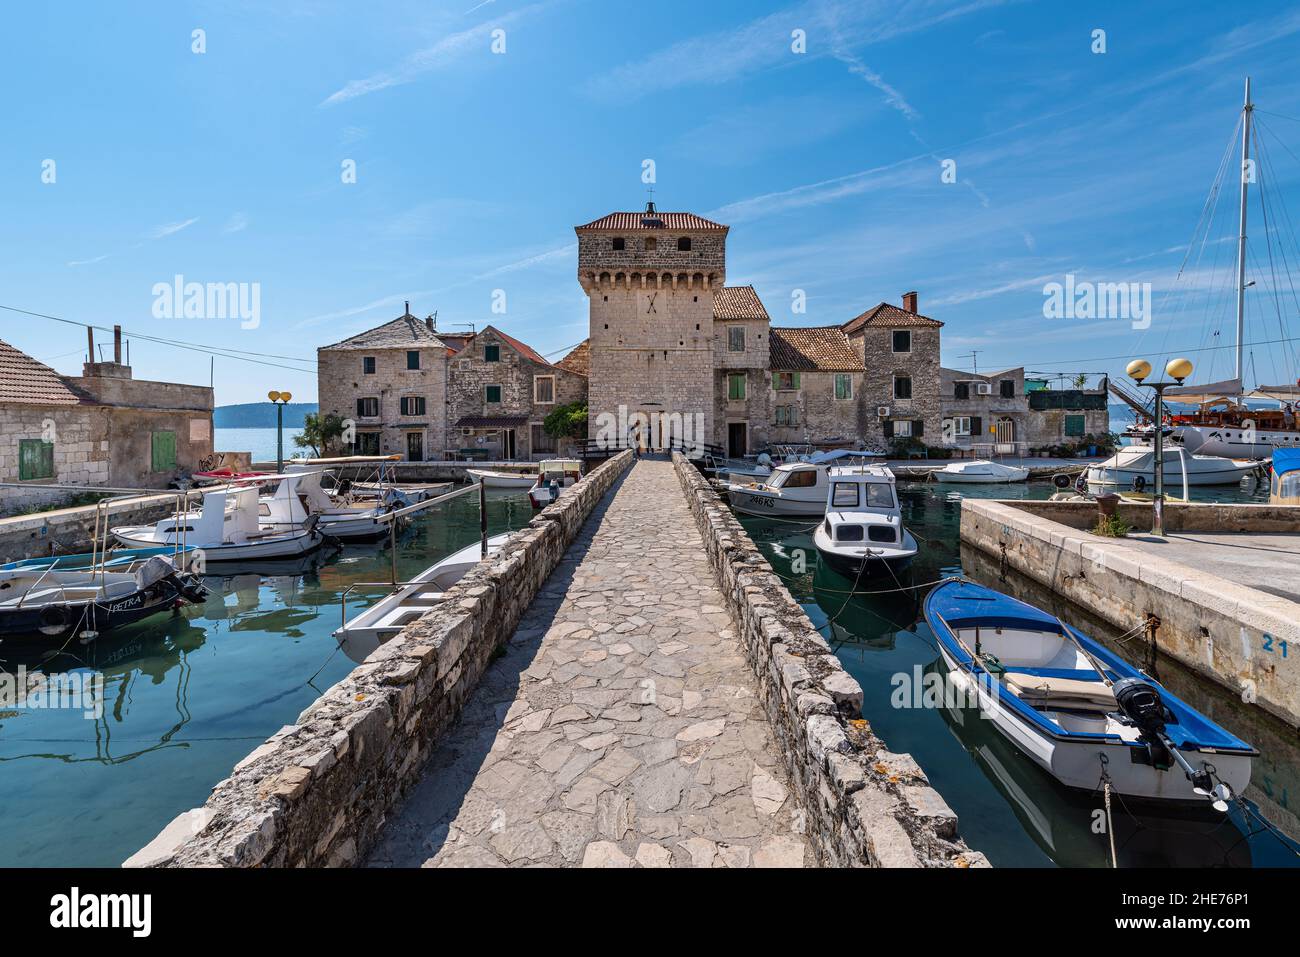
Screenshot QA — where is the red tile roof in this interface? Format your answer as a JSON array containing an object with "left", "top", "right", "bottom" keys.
[
  {"left": 556, "top": 340, "right": 589, "bottom": 377},
  {"left": 484, "top": 326, "right": 553, "bottom": 367},
  {"left": 0, "top": 339, "right": 88, "bottom": 406},
  {"left": 576, "top": 211, "right": 727, "bottom": 232},
  {"left": 842, "top": 302, "right": 943, "bottom": 333},
  {"left": 713, "top": 286, "right": 769, "bottom": 320},
  {"left": 769, "top": 327, "right": 865, "bottom": 372}
]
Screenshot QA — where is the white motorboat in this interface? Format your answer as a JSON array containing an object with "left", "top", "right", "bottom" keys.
[
  {"left": 465, "top": 468, "right": 537, "bottom": 489},
  {"left": 528, "top": 459, "right": 582, "bottom": 510},
  {"left": 926, "top": 580, "right": 1255, "bottom": 804},
  {"left": 112, "top": 486, "right": 324, "bottom": 562},
  {"left": 265, "top": 468, "right": 405, "bottom": 541},
  {"left": 1086, "top": 446, "right": 1260, "bottom": 487},
  {"left": 334, "top": 532, "right": 512, "bottom": 660},
  {"left": 727, "top": 462, "right": 828, "bottom": 517},
  {"left": 812, "top": 465, "right": 917, "bottom": 578},
  {"left": 933, "top": 460, "right": 1030, "bottom": 484}
]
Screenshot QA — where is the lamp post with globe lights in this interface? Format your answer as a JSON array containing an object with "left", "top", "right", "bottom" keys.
[
  {"left": 268, "top": 390, "right": 293, "bottom": 474},
  {"left": 1126, "top": 357, "right": 1194, "bottom": 536}
]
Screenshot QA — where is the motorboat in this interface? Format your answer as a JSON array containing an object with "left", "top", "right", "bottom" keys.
[
  {"left": 465, "top": 467, "right": 537, "bottom": 489},
  {"left": 925, "top": 579, "right": 1255, "bottom": 804},
  {"left": 1086, "top": 446, "right": 1261, "bottom": 487},
  {"left": 0, "top": 553, "right": 208, "bottom": 639},
  {"left": 812, "top": 465, "right": 917, "bottom": 578},
  {"left": 334, "top": 532, "right": 512, "bottom": 661},
  {"left": 265, "top": 468, "right": 406, "bottom": 541},
  {"left": 112, "top": 485, "right": 324, "bottom": 562},
  {"left": 933, "top": 460, "right": 1030, "bottom": 484},
  {"left": 1270, "top": 448, "right": 1300, "bottom": 504},
  {"left": 727, "top": 461, "right": 828, "bottom": 517},
  {"left": 528, "top": 459, "right": 582, "bottom": 510}
]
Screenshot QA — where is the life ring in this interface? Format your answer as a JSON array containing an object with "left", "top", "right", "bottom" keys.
[
  {"left": 38, "top": 604, "right": 72, "bottom": 636},
  {"left": 1132, "top": 475, "right": 1147, "bottom": 492}
]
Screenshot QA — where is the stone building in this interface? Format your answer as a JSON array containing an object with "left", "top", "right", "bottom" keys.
[
  {"left": 713, "top": 285, "right": 775, "bottom": 456},
  {"left": 1023, "top": 374, "right": 1111, "bottom": 448},
  {"left": 842, "top": 292, "right": 943, "bottom": 448},
  {"left": 939, "top": 366, "right": 1028, "bottom": 450},
  {"left": 0, "top": 332, "right": 213, "bottom": 515},
  {"left": 316, "top": 306, "right": 449, "bottom": 461},
  {"left": 447, "top": 325, "right": 587, "bottom": 459},
  {"left": 765, "top": 327, "right": 865, "bottom": 451},
  {"left": 575, "top": 206, "right": 725, "bottom": 451}
]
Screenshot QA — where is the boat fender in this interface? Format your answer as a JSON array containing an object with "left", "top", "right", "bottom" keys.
[
  {"left": 1052, "top": 473, "right": 1071, "bottom": 490},
  {"left": 38, "top": 604, "right": 71, "bottom": 636},
  {"left": 1131, "top": 475, "right": 1147, "bottom": 492}
]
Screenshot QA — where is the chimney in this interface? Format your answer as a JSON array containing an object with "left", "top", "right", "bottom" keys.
[
  {"left": 425, "top": 315, "right": 434, "bottom": 331},
  {"left": 902, "top": 290, "right": 918, "bottom": 313},
  {"left": 404, "top": 300, "right": 411, "bottom": 317},
  {"left": 86, "top": 326, "right": 94, "bottom": 363},
  {"left": 113, "top": 324, "right": 122, "bottom": 363}
]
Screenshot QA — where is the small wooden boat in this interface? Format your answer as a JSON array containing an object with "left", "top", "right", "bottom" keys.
[
  {"left": 334, "top": 533, "right": 512, "bottom": 660},
  {"left": 812, "top": 465, "right": 917, "bottom": 578},
  {"left": 933, "top": 460, "right": 1030, "bottom": 484},
  {"left": 0, "top": 553, "right": 208, "bottom": 639},
  {"left": 528, "top": 459, "right": 582, "bottom": 510},
  {"left": 465, "top": 468, "right": 537, "bottom": 489},
  {"left": 925, "top": 579, "right": 1255, "bottom": 805}
]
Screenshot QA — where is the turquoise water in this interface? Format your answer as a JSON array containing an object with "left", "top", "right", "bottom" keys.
[
  {"left": 736, "top": 477, "right": 1300, "bottom": 868},
  {"left": 0, "top": 488, "right": 530, "bottom": 867}
]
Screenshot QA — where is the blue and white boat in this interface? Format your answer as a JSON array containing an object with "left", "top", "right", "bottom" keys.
[{"left": 924, "top": 580, "right": 1255, "bottom": 805}]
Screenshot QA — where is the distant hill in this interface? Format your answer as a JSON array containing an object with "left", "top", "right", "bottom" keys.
[{"left": 214, "top": 402, "right": 317, "bottom": 429}]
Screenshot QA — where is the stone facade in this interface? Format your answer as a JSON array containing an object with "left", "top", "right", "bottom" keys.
[
  {"left": 940, "top": 366, "right": 1028, "bottom": 450},
  {"left": 844, "top": 294, "right": 943, "bottom": 449},
  {"left": 1024, "top": 379, "right": 1111, "bottom": 449},
  {"left": 447, "top": 326, "right": 587, "bottom": 460}
]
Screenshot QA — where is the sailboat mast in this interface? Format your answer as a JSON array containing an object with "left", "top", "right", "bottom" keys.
[{"left": 1235, "top": 76, "right": 1253, "bottom": 382}]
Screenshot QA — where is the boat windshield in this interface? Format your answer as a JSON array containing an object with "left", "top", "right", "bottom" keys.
[
  {"left": 769, "top": 468, "right": 816, "bottom": 490},
  {"left": 830, "top": 481, "right": 895, "bottom": 509}
]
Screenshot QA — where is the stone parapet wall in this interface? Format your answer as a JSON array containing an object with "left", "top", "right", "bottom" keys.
[
  {"left": 1001, "top": 498, "right": 1300, "bottom": 533},
  {"left": 672, "top": 453, "right": 986, "bottom": 868},
  {"left": 126, "top": 450, "right": 635, "bottom": 867}
]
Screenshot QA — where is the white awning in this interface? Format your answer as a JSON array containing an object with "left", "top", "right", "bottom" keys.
[
  {"left": 1249, "top": 384, "right": 1300, "bottom": 401},
  {"left": 1162, "top": 377, "right": 1243, "bottom": 404}
]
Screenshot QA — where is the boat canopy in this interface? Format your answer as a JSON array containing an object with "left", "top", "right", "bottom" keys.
[
  {"left": 1163, "top": 377, "right": 1243, "bottom": 404},
  {"left": 1250, "top": 384, "right": 1300, "bottom": 401},
  {"left": 809, "top": 448, "right": 884, "bottom": 464}
]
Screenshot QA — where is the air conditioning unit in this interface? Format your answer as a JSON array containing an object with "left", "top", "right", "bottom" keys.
[
  {"left": 976, "top": 382, "right": 993, "bottom": 395},
  {"left": 877, "top": 406, "right": 891, "bottom": 418}
]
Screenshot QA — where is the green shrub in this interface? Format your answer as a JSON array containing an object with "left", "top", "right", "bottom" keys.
[{"left": 1092, "top": 513, "right": 1130, "bottom": 537}]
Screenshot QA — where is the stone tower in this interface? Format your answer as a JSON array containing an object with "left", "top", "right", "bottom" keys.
[{"left": 575, "top": 203, "right": 727, "bottom": 450}]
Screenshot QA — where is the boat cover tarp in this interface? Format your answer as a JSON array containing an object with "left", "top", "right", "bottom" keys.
[
  {"left": 1163, "top": 377, "right": 1243, "bottom": 403},
  {"left": 1274, "top": 448, "right": 1300, "bottom": 477}
]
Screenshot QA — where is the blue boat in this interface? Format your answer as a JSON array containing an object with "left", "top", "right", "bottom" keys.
[{"left": 924, "top": 579, "right": 1255, "bottom": 805}]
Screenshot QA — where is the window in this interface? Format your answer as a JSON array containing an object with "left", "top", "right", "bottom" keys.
[
  {"left": 728, "top": 326, "right": 745, "bottom": 352},
  {"left": 867, "top": 525, "right": 897, "bottom": 544},
  {"left": 531, "top": 424, "right": 556, "bottom": 454},
  {"left": 949, "top": 416, "right": 972, "bottom": 437},
  {"left": 774, "top": 404, "right": 799, "bottom": 426},
  {"left": 400, "top": 396, "right": 426, "bottom": 416},
  {"left": 355, "top": 432, "right": 381, "bottom": 455},
  {"left": 612, "top": 237, "right": 625, "bottom": 251},
  {"left": 836, "top": 524, "right": 864, "bottom": 542},
  {"left": 831, "top": 483, "right": 859, "bottom": 508},
  {"left": 728, "top": 374, "right": 746, "bottom": 400},
  {"left": 644, "top": 237, "right": 657, "bottom": 251},
  {"left": 892, "top": 330, "right": 911, "bottom": 353},
  {"left": 782, "top": 469, "right": 817, "bottom": 489},
  {"left": 485, "top": 344, "right": 500, "bottom": 362},
  {"left": 1065, "top": 414, "right": 1086, "bottom": 437},
  {"left": 1000, "top": 379, "right": 1015, "bottom": 398},
  {"left": 151, "top": 431, "right": 177, "bottom": 472},
  {"left": 18, "top": 439, "right": 54, "bottom": 481},
  {"left": 773, "top": 372, "right": 800, "bottom": 391},
  {"left": 534, "top": 375, "right": 555, "bottom": 404},
  {"left": 894, "top": 375, "right": 913, "bottom": 400},
  {"left": 893, "top": 420, "right": 913, "bottom": 437},
  {"left": 406, "top": 350, "right": 420, "bottom": 370},
  {"left": 866, "top": 485, "right": 896, "bottom": 508},
  {"left": 485, "top": 385, "right": 502, "bottom": 403},
  {"left": 954, "top": 381, "right": 969, "bottom": 400},
  {"left": 677, "top": 237, "right": 691, "bottom": 251},
  {"left": 362, "top": 356, "right": 376, "bottom": 375},
  {"left": 356, "top": 397, "right": 379, "bottom": 418},
  {"left": 834, "top": 374, "right": 853, "bottom": 400}
]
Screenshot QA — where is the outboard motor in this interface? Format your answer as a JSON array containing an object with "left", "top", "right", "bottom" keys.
[{"left": 1112, "top": 676, "right": 1221, "bottom": 803}]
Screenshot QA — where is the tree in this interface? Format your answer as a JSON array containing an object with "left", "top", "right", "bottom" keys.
[
  {"left": 295, "top": 412, "right": 347, "bottom": 457},
  {"left": 543, "top": 402, "right": 587, "bottom": 440}
]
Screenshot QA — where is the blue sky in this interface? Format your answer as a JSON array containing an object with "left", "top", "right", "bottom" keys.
[{"left": 3, "top": 0, "right": 1300, "bottom": 405}]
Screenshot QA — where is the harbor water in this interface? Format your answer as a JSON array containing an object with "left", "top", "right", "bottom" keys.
[
  {"left": 0, "top": 488, "right": 529, "bottom": 867},
  {"left": 736, "top": 477, "right": 1300, "bottom": 868}
]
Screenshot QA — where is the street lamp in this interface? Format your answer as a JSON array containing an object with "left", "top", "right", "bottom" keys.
[
  {"left": 1126, "top": 358, "right": 1193, "bottom": 536},
  {"left": 268, "top": 390, "right": 293, "bottom": 474}
]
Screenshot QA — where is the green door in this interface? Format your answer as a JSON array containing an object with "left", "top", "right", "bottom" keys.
[{"left": 151, "top": 431, "right": 177, "bottom": 471}]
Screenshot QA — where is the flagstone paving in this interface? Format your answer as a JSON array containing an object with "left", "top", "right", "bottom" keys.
[{"left": 366, "top": 457, "right": 810, "bottom": 868}]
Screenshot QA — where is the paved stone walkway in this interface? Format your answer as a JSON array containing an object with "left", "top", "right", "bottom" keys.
[{"left": 367, "top": 458, "right": 809, "bottom": 868}]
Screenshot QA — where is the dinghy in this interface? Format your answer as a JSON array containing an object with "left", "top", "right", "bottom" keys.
[
  {"left": 933, "top": 460, "right": 1030, "bottom": 484},
  {"left": 0, "top": 553, "right": 208, "bottom": 639},
  {"left": 924, "top": 579, "right": 1255, "bottom": 804},
  {"left": 812, "top": 465, "right": 917, "bottom": 578},
  {"left": 334, "top": 533, "right": 512, "bottom": 661},
  {"left": 528, "top": 459, "right": 582, "bottom": 510},
  {"left": 465, "top": 468, "right": 537, "bottom": 489}
]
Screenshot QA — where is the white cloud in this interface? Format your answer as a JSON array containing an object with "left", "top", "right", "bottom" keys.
[
  {"left": 223, "top": 212, "right": 249, "bottom": 234},
  {"left": 149, "top": 217, "right": 199, "bottom": 239}
]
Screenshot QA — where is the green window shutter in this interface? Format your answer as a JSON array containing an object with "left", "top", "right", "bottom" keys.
[
  {"left": 883, "top": 420, "right": 894, "bottom": 438},
  {"left": 1065, "top": 414, "right": 1086, "bottom": 437},
  {"left": 729, "top": 375, "right": 745, "bottom": 400},
  {"left": 486, "top": 385, "right": 502, "bottom": 403},
  {"left": 791, "top": 372, "right": 800, "bottom": 390},
  {"left": 914, "top": 419, "right": 924, "bottom": 438},
  {"left": 971, "top": 416, "right": 982, "bottom": 437},
  {"left": 151, "top": 431, "right": 177, "bottom": 471},
  {"left": 772, "top": 375, "right": 779, "bottom": 391},
  {"left": 19, "top": 439, "right": 55, "bottom": 480}
]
